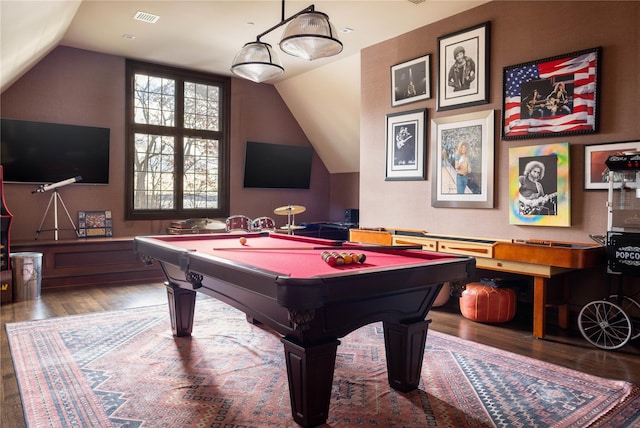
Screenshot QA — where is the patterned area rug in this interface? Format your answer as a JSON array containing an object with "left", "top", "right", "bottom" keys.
[{"left": 6, "top": 297, "right": 639, "bottom": 427}]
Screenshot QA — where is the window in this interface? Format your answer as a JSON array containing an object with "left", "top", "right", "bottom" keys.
[{"left": 125, "top": 60, "right": 230, "bottom": 220}]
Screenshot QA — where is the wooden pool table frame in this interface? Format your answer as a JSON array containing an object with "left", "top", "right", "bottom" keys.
[{"left": 135, "top": 233, "right": 475, "bottom": 427}]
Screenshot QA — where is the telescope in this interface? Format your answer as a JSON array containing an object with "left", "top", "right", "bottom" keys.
[
  {"left": 33, "top": 176, "right": 83, "bottom": 240},
  {"left": 32, "top": 176, "right": 83, "bottom": 194}
]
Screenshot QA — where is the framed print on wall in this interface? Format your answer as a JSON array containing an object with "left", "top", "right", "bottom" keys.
[
  {"left": 385, "top": 108, "right": 426, "bottom": 181},
  {"left": 584, "top": 141, "right": 640, "bottom": 190},
  {"left": 431, "top": 109, "right": 494, "bottom": 208},
  {"left": 502, "top": 47, "right": 601, "bottom": 140},
  {"left": 391, "top": 55, "right": 431, "bottom": 107},
  {"left": 509, "top": 142, "right": 570, "bottom": 227},
  {"left": 437, "top": 21, "right": 490, "bottom": 111}
]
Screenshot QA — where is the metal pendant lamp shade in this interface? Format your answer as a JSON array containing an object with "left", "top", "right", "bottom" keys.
[
  {"left": 230, "top": 42, "right": 285, "bottom": 83},
  {"left": 279, "top": 11, "right": 343, "bottom": 60}
]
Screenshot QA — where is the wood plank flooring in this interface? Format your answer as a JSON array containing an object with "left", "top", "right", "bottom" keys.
[{"left": 1, "top": 282, "right": 639, "bottom": 428}]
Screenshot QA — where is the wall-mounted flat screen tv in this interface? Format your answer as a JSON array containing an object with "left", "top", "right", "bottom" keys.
[
  {"left": 243, "top": 141, "right": 313, "bottom": 189},
  {"left": 1, "top": 118, "right": 110, "bottom": 184}
]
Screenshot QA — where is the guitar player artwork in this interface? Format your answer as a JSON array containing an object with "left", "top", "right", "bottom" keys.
[
  {"left": 521, "top": 79, "right": 573, "bottom": 119},
  {"left": 502, "top": 47, "right": 599, "bottom": 140},
  {"left": 393, "top": 125, "right": 416, "bottom": 167},
  {"left": 518, "top": 156, "right": 558, "bottom": 216}
]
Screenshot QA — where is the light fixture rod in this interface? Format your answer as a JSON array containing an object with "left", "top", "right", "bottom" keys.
[{"left": 256, "top": 2, "right": 315, "bottom": 42}]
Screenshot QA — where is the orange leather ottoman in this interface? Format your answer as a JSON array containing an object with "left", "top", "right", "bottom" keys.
[{"left": 460, "top": 282, "right": 517, "bottom": 323}]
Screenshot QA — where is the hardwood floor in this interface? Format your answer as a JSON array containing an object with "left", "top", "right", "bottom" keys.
[{"left": 1, "top": 282, "right": 639, "bottom": 428}]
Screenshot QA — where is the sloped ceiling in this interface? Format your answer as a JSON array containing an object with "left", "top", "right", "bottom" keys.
[{"left": 0, "top": 0, "right": 490, "bottom": 173}]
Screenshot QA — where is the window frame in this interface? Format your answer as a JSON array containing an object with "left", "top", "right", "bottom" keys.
[{"left": 125, "top": 60, "right": 230, "bottom": 220}]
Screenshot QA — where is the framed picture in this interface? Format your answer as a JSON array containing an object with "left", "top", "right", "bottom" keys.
[
  {"left": 391, "top": 55, "right": 431, "bottom": 107},
  {"left": 502, "top": 47, "right": 601, "bottom": 140},
  {"left": 437, "top": 21, "right": 490, "bottom": 111},
  {"left": 431, "top": 109, "right": 494, "bottom": 208},
  {"left": 385, "top": 108, "right": 427, "bottom": 181},
  {"left": 508, "top": 142, "right": 570, "bottom": 227},
  {"left": 584, "top": 141, "right": 640, "bottom": 190},
  {"left": 77, "top": 210, "right": 113, "bottom": 237}
]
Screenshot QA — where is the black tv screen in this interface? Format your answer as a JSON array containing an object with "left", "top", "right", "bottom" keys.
[
  {"left": 243, "top": 141, "right": 313, "bottom": 189},
  {"left": 0, "top": 118, "right": 110, "bottom": 184}
]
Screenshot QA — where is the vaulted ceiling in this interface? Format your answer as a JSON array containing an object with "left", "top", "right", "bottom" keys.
[{"left": 0, "top": 0, "right": 489, "bottom": 173}]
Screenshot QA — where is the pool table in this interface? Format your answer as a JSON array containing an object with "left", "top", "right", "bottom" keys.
[{"left": 134, "top": 232, "right": 475, "bottom": 427}]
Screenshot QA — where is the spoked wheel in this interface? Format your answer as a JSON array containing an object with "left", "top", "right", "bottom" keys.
[
  {"left": 607, "top": 295, "right": 640, "bottom": 340},
  {"left": 578, "top": 300, "right": 632, "bottom": 350}
]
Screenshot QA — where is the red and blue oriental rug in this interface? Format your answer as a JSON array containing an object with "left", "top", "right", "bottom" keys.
[{"left": 6, "top": 297, "right": 639, "bottom": 427}]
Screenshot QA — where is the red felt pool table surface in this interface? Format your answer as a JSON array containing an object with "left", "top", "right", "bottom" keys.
[{"left": 143, "top": 232, "right": 461, "bottom": 278}]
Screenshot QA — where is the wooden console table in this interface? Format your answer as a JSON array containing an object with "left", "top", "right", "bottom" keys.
[
  {"left": 11, "top": 237, "right": 164, "bottom": 290},
  {"left": 350, "top": 229, "right": 606, "bottom": 339}
]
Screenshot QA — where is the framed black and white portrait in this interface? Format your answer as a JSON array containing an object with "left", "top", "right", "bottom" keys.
[
  {"left": 385, "top": 108, "right": 426, "bottom": 181},
  {"left": 437, "top": 22, "right": 490, "bottom": 111},
  {"left": 391, "top": 55, "right": 431, "bottom": 107}
]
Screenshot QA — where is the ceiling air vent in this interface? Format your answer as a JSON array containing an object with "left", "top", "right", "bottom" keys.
[{"left": 133, "top": 11, "right": 160, "bottom": 24}]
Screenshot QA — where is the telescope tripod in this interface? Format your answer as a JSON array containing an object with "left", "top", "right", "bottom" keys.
[{"left": 35, "top": 189, "right": 80, "bottom": 240}]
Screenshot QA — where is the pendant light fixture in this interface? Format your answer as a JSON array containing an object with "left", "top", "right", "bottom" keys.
[
  {"left": 279, "top": 11, "right": 342, "bottom": 60},
  {"left": 231, "top": 42, "right": 284, "bottom": 83},
  {"left": 230, "top": 1, "right": 343, "bottom": 83}
]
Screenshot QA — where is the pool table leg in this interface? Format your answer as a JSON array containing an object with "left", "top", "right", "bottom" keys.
[
  {"left": 281, "top": 337, "right": 340, "bottom": 427},
  {"left": 383, "top": 319, "right": 431, "bottom": 392},
  {"left": 165, "top": 282, "right": 196, "bottom": 337}
]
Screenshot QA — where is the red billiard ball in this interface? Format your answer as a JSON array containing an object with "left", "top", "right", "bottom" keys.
[
  {"left": 321, "top": 251, "right": 337, "bottom": 266},
  {"left": 239, "top": 236, "right": 247, "bottom": 245}
]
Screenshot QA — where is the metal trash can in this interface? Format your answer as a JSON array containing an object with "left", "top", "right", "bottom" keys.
[{"left": 10, "top": 252, "right": 43, "bottom": 301}]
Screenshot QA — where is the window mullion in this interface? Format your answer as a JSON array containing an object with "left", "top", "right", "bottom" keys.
[{"left": 175, "top": 80, "right": 185, "bottom": 210}]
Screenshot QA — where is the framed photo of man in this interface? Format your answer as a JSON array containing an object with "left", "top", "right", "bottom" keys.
[
  {"left": 391, "top": 55, "right": 431, "bottom": 107},
  {"left": 385, "top": 108, "right": 427, "bottom": 181},
  {"left": 430, "top": 110, "right": 494, "bottom": 208},
  {"left": 508, "top": 142, "right": 570, "bottom": 227},
  {"left": 437, "top": 21, "right": 490, "bottom": 111},
  {"left": 502, "top": 47, "right": 601, "bottom": 140}
]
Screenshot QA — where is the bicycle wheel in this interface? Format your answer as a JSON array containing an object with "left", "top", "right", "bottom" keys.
[
  {"left": 578, "top": 300, "right": 632, "bottom": 350},
  {"left": 607, "top": 295, "right": 640, "bottom": 340}
]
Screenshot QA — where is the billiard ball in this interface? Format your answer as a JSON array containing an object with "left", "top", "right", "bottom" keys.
[
  {"left": 239, "top": 236, "right": 247, "bottom": 245},
  {"left": 332, "top": 252, "right": 345, "bottom": 265},
  {"left": 321, "top": 251, "right": 337, "bottom": 266}
]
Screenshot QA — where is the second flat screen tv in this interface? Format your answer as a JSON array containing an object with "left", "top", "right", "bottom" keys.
[{"left": 243, "top": 141, "right": 313, "bottom": 189}]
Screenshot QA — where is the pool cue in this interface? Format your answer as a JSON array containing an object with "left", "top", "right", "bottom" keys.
[{"left": 212, "top": 244, "right": 423, "bottom": 251}]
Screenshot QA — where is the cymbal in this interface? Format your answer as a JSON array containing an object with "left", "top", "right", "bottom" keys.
[
  {"left": 280, "top": 225, "right": 306, "bottom": 230},
  {"left": 202, "top": 220, "right": 226, "bottom": 230},
  {"left": 274, "top": 205, "right": 306, "bottom": 216}
]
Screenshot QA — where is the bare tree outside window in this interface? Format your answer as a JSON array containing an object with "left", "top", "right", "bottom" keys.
[{"left": 125, "top": 61, "right": 230, "bottom": 220}]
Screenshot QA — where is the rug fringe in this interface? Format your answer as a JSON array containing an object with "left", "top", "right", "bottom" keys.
[{"left": 588, "top": 384, "right": 640, "bottom": 427}]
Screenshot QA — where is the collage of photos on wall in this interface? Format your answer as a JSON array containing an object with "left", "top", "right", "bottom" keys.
[{"left": 387, "top": 19, "right": 603, "bottom": 228}]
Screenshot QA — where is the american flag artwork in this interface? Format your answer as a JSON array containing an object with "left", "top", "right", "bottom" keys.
[{"left": 502, "top": 48, "right": 600, "bottom": 139}]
